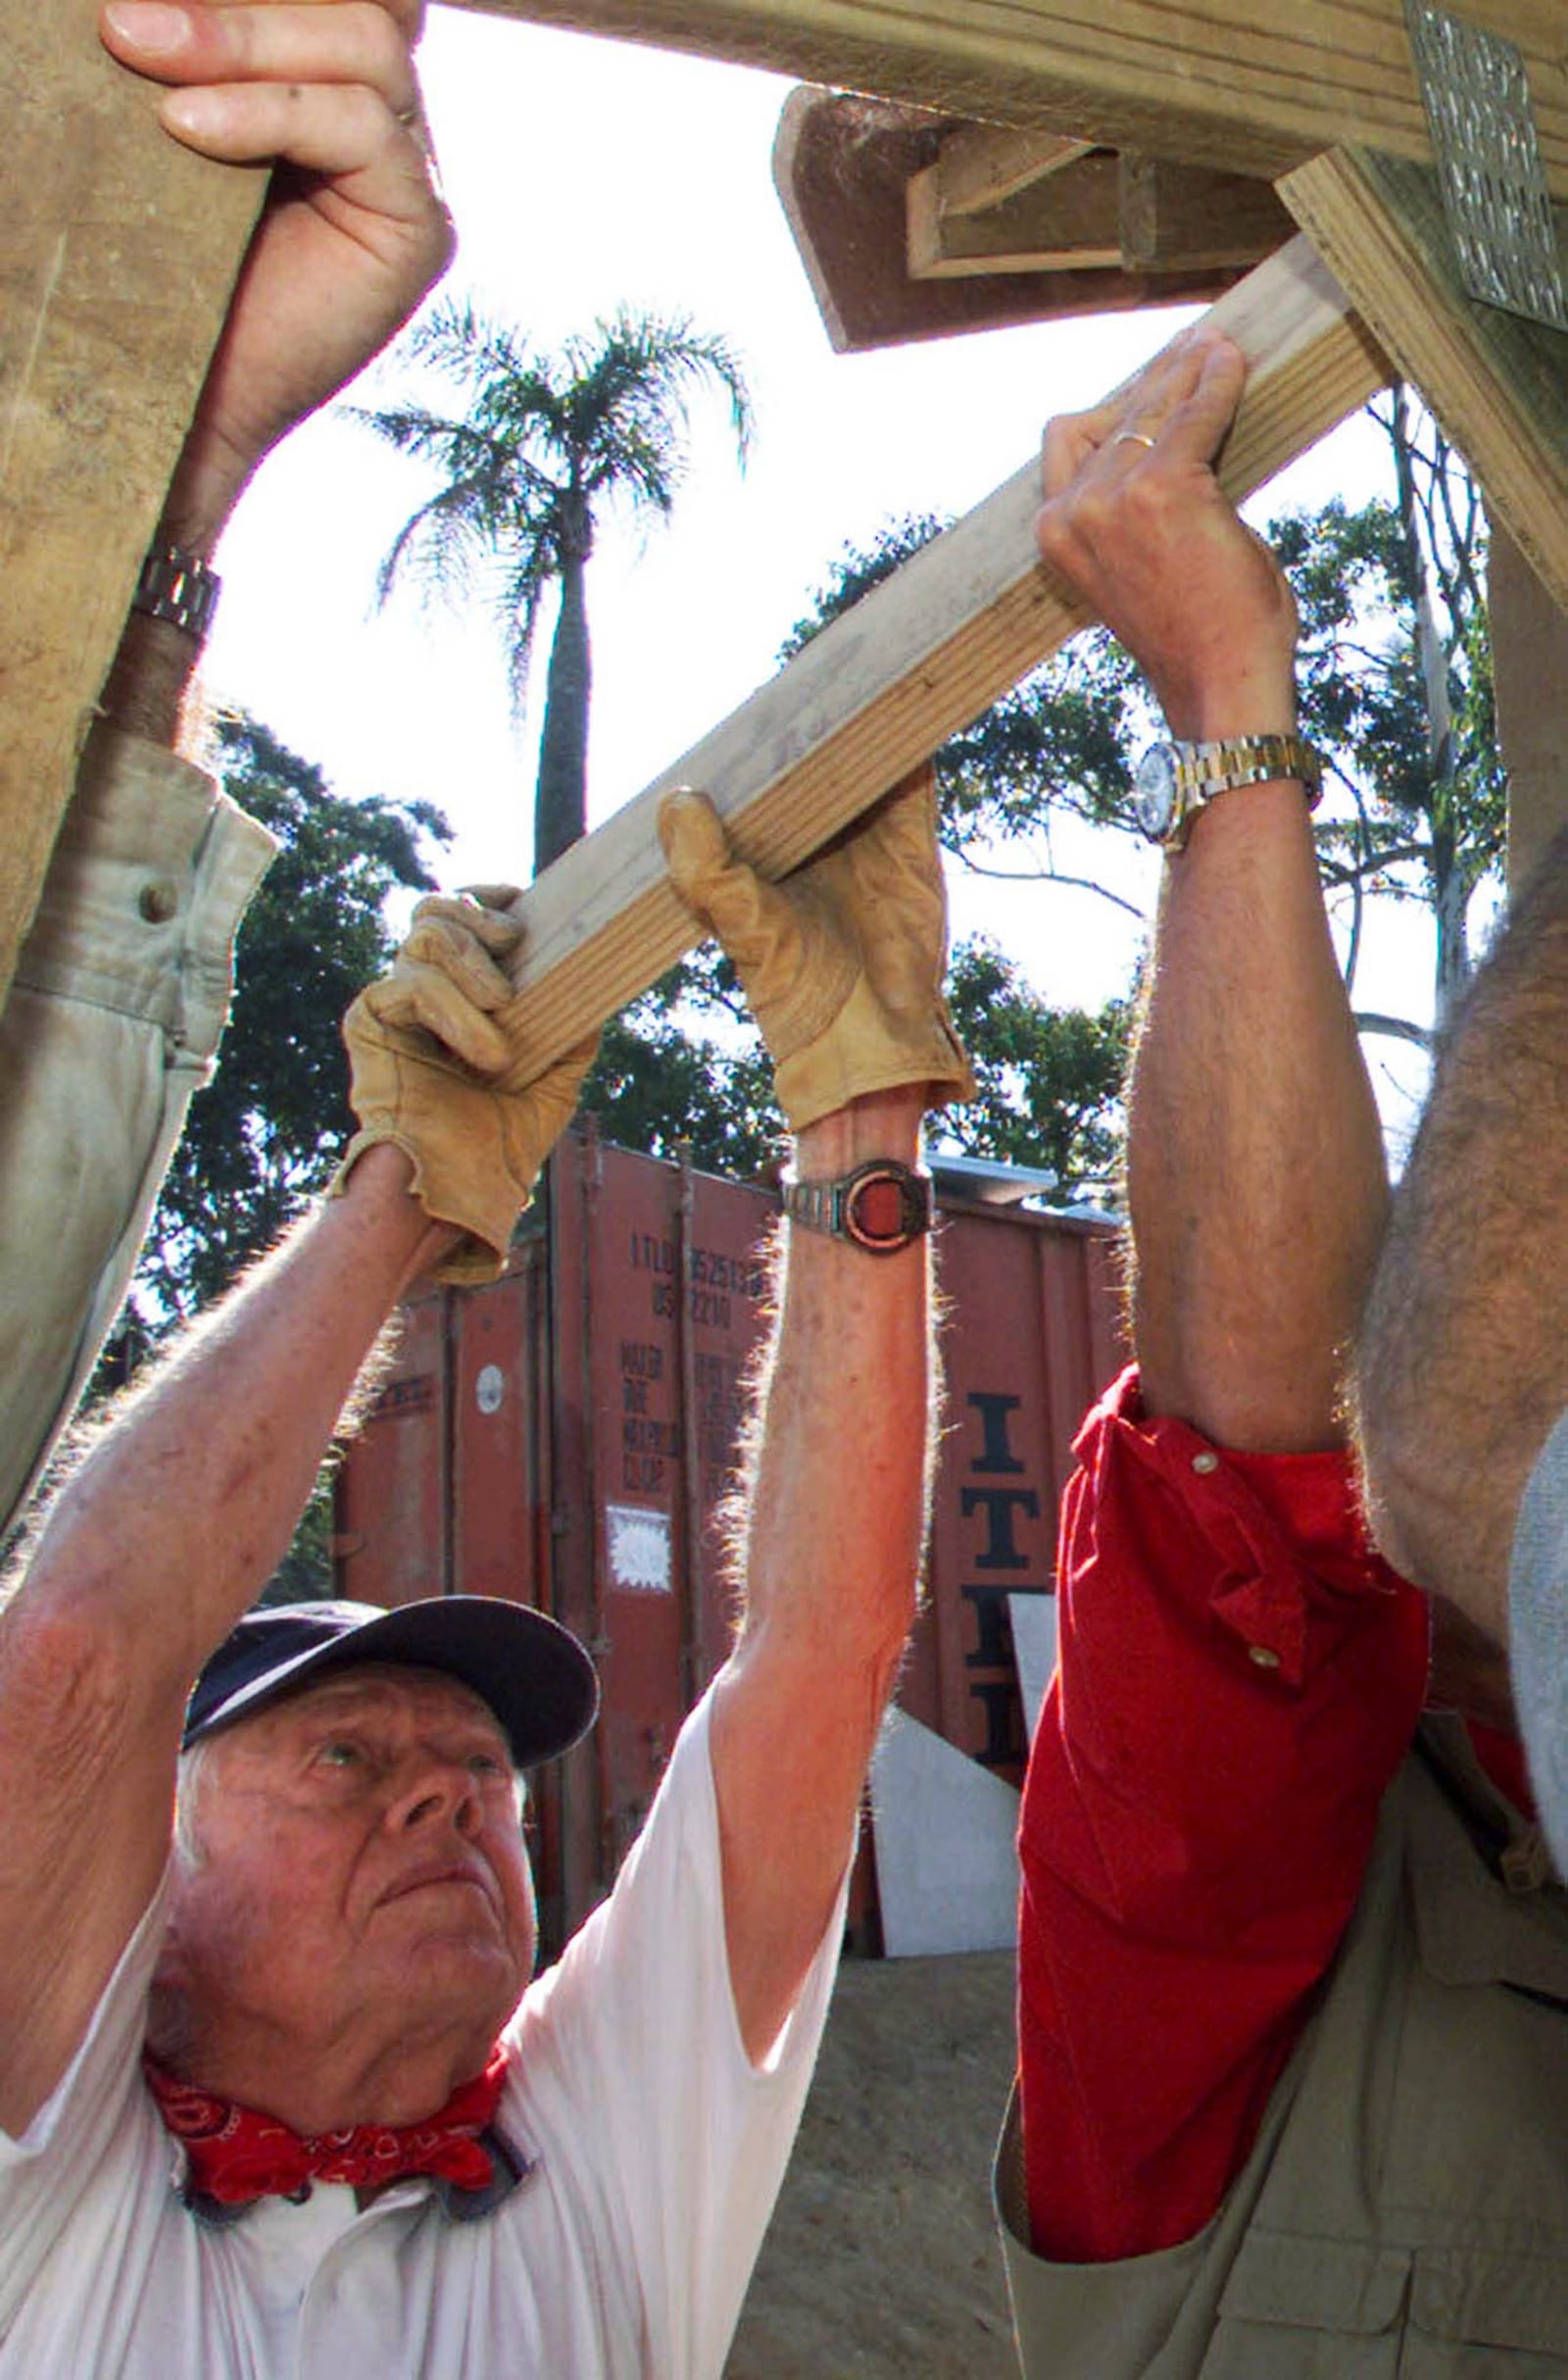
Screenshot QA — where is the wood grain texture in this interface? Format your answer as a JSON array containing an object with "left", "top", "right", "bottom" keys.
[
  {"left": 908, "top": 149, "right": 1123, "bottom": 277},
  {"left": 774, "top": 87, "right": 1243, "bottom": 353},
  {"left": 926, "top": 124, "right": 1091, "bottom": 222},
  {"left": 1280, "top": 149, "right": 1568, "bottom": 610},
  {"left": 497, "top": 237, "right": 1391, "bottom": 1073},
  {"left": 0, "top": 0, "right": 261, "bottom": 1008},
  {"left": 1119, "top": 157, "right": 1297, "bottom": 273},
  {"left": 452, "top": 0, "right": 1568, "bottom": 197},
  {"left": 1491, "top": 522, "right": 1568, "bottom": 895}
]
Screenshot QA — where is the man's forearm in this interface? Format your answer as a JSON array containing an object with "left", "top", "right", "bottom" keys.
[
  {"left": 1357, "top": 829, "right": 1568, "bottom": 1638},
  {"left": 710, "top": 1087, "right": 932, "bottom": 2060}
]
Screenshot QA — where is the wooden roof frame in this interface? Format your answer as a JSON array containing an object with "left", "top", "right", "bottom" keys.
[{"left": 5, "top": 0, "right": 1567, "bottom": 1036}]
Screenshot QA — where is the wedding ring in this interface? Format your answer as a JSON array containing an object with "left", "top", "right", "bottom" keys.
[{"left": 1113, "top": 429, "right": 1158, "bottom": 451}]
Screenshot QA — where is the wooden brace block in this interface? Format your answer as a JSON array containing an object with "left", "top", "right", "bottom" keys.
[
  {"left": 498, "top": 236, "right": 1391, "bottom": 1072},
  {"left": 923, "top": 124, "right": 1091, "bottom": 223},
  {"left": 1279, "top": 148, "right": 1568, "bottom": 612},
  {"left": 909, "top": 149, "right": 1123, "bottom": 278},
  {"left": 0, "top": 0, "right": 262, "bottom": 1013},
  {"left": 1118, "top": 157, "right": 1297, "bottom": 275},
  {"left": 775, "top": 88, "right": 1240, "bottom": 353}
]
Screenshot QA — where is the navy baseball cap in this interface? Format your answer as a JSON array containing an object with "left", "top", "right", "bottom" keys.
[{"left": 183, "top": 1598, "right": 599, "bottom": 1770}]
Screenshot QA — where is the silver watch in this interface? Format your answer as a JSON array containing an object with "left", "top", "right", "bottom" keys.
[{"left": 1133, "top": 734, "right": 1323, "bottom": 851}]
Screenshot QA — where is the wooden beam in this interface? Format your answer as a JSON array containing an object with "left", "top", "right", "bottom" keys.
[
  {"left": 909, "top": 148, "right": 1123, "bottom": 277},
  {"left": 1280, "top": 148, "right": 1568, "bottom": 610},
  {"left": 923, "top": 124, "right": 1090, "bottom": 221},
  {"left": 1491, "top": 521, "right": 1568, "bottom": 894},
  {"left": 458, "top": 0, "right": 1568, "bottom": 201},
  {"left": 776, "top": 88, "right": 1242, "bottom": 353},
  {"left": 496, "top": 238, "right": 1390, "bottom": 1070},
  {"left": 0, "top": 0, "right": 260, "bottom": 1011},
  {"left": 908, "top": 146, "right": 1295, "bottom": 282},
  {"left": 1119, "top": 157, "right": 1297, "bottom": 274}
]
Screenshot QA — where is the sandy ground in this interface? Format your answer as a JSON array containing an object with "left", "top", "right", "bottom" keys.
[{"left": 726, "top": 1951, "right": 1020, "bottom": 2379}]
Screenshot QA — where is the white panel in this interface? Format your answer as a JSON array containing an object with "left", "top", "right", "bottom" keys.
[
  {"left": 604, "top": 1504, "right": 672, "bottom": 1593},
  {"left": 1009, "top": 1592, "right": 1059, "bottom": 1748},
  {"left": 871, "top": 1708, "right": 1020, "bottom": 1958}
]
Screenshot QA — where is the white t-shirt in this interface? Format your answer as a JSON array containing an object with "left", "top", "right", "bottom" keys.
[{"left": 0, "top": 1690, "right": 846, "bottom": 2378}]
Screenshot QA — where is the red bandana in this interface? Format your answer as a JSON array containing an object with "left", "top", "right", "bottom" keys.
[{"left": 143, "top": 2047, "right": 510, "bottom": 2207}]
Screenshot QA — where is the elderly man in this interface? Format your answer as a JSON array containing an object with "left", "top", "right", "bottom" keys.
[
  {"left": 0, "top": 5, "right": 972, "bottom": 2371},
  {"left": 994, "top": 331, "right": 1568, "bottom": 2372}
]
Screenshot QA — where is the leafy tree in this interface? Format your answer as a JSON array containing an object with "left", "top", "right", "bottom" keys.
[
  {"left": 354, "top": 301, "right": 753, "bottom": 875},
  {"left": 1286, "top": 387, "right": 1503, "bottom": 1029},
  {"left": 945, "top": 942, "right": 1129, "bottom": 1190},
  {"left": 581, "top": 947, "right": 782, "bottom": 1179},
  {"left": 126, "top": 714, "right": 450, "bottom": 1331}
]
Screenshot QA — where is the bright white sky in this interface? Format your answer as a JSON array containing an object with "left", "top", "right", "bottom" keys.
[{"left": 203, "top": 3, "right": 1432, "bottom": 1126}]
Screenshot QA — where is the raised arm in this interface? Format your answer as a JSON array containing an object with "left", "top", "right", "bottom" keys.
[
  {"left": 0, "top": 877, "right": 594, "bottom": 2136},
  {"left": 1010, "top": 334, "right": 1433, "bottom": 2276},
  {"left": 661, "top": 771, "right": 973, "bottom": 2060},
  {"left": 1034, "top": 329, "right": 1387, "bottom": 1446}
]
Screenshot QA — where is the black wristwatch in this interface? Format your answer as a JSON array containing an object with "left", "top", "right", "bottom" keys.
[{"left": 782, "top": 1160, "right": 934, "bottom": 1255}]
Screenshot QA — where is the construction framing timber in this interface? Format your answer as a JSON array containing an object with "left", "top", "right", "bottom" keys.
[
  {"left": 5, "top": 0, "right": 1568, "bottom": 1034},
  {"left": 492, "top": 238, "right": 1389, "bottom": 1072}
]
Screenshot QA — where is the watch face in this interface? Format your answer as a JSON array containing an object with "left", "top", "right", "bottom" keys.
[
  {"left": 1133, "top": 744, "right": 1179, "bottom": 842},
  {"left": 842, "top": 1165, "right": 930, "bottom": 1253}
]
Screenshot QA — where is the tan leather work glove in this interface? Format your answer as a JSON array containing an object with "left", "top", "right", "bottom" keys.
[
  {"left": 335, "top": 886, "right": 597, "bottom": 1284},
  {"left": 659, "top": 767, "right": 974, "bottom": 1133}
]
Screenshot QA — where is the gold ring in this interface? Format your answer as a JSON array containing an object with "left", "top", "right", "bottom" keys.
[{"left": 1113, "top": 429, "right": 1158, "bottom": 451}]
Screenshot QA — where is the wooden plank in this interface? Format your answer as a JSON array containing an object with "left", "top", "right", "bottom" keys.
[
  {"left": 1119, "top": 156, "right": 1297, "bottom": 274},
  {"left": 1490, "top": 521, "right": 1568, "bottom": 894},
  {"left": 498, "top": 237, "right": 1391, "bottom": 1070},
  {"left": 0, "top": 0, "right": 261, "bottom": 1010},
  {"left": 909, "top": 148, "right": 1123, "bottom": 278},
  {"left": 1280, "top": 148, "right": 1568, "bottom": 611},
  {"left": 775, "top": 88, "right": 1242, "bottom": 353},
  {"left": 455, "top": 0, "right": 1568, "bottom": 201},
  {"left": 926, "top": 124, "right": 1090, "bottom": 221}
]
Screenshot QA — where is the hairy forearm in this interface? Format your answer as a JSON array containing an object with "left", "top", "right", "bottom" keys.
[
  {"left": 736, "top": 1091, "right": 932, "bottom": 1665},
  {"left": 1129, "top": 786, "right": 1388, "bottom": 1450},
  {"left": 1357, "top": 830, "right": 1568, "bottom": 1637},
  {"left": 710, "top": 1089, "right": 932, "bottom": 2059},
  {"left": 11, "top": 1150, "right": 455, "bottom": 1689}
]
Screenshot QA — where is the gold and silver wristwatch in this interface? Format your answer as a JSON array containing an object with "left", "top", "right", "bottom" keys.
[{"left": 1132, "top": 734, "right": 1323, "bottom": 852}]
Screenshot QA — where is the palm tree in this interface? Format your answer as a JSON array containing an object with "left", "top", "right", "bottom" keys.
[{"left": 354, "top": 302, "right": 753, "bottom": 874}]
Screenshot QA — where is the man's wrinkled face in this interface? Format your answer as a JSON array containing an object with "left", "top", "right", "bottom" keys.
[{"left": 159, "top": 1665, "right": 536, "bottom": 2064}]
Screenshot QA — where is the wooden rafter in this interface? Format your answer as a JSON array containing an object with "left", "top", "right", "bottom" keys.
[
  {"left": 495, "top": 238, "right": 1390, "bottom": 1074},
  {"left": 1280, "top": 149, "right": 1568, "bottom": 610},
  {"left": 465, "top": 0, "right": 1568, "bottom": 197},
  {"left": 1491, "top": 524, "right": 1568, "bottom": 893}
]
